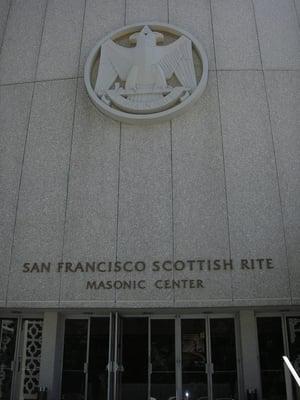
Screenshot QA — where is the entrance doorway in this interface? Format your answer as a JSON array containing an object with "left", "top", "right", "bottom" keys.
[
  {"left": 0, "top": 317, "right": 43, "bottom": 400},
  {"left": 61, "top": 314, "right": 240, "bottom": 400}
]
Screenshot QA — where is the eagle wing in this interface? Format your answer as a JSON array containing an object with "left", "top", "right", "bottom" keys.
[
  {"left": 158, "top": 36, "right": 197, "bottom": 90},
  {"left": 95, "top": 39, "right": 134, "bottom": 96}
]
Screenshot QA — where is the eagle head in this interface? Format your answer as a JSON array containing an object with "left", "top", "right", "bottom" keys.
[{"left": 129, "top": 26, "right": 164, "bottom": 47}]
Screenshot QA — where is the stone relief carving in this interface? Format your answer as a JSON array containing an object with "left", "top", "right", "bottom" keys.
[{"left": 85, "top": 22, "right": 208, "bottom": 123}]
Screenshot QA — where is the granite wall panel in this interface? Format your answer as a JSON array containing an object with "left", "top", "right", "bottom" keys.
[
  {"left": 116, "top": 122, "right": 173, "bottom": 307},
  {"left": 218, "top": 71, "right": 291, "bottom": 304},
  {"left": 172, "top": 72, "right": 232, "bottom": 307},
  {"left": 0, "top": 0, "right": 47, "bottom": 84},
  {"left": 7, "top": 79, "right": 76, "bottom": 307},
  {"left": 61, "top": 80, "right": 120, "bottom": 307},
  {"left": 253, "top": 0, "right": 300, "bottom": 70},
  {"left": 211, "top": 0, "right": 261, "bottom": 70},
  {"left": 0, "top": 83, "right": 33, "bottom": 306},
  {"left": 169, "top": 0, "right": 215, "bottom": 70},
  {"left": 0, "top": 0, "right": 10, "bottom": 48},
  {"left": 265, "top": 71, "right": 300, "bottom": 304},
  {"left": 126, "top": 0, "right": 168, "bottom": 24},
  {"left": 36, "top": 0, "right": 85, "bottom": 81}
]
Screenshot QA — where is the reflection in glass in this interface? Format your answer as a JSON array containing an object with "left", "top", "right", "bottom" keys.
[
  {"left": 151, "top": 320, "right": 176, "bottom": 400},
  {"left": 61, "top": 319, "right": 88, "bottom": 400},
  {"left": 121, "top": 318, "right": 148, "bottom": 400},
  {"left": 257, "top": 317, "right": 286, "bottom": 400},
  {"left": 287, "top": 317, "right": 300, "bottom": 400},
  {"left": 181, "top": 319, "right": 207, "bottom": 400},
  {"left": 210, "top": 319, "right": 238, "bottom": 400},
  {"left": 87, "top": 318, "right": 109, "bottom": 400},
  {"left": 0, "top": 319, "right": 17, "bottom": 400}
]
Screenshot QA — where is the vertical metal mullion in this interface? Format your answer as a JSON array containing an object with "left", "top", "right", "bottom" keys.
[
  {"left": 206, "top": 317, "right": 213, "bottom": 400},
  {"left": 234, "top": 313, "right": 243, "bottom": 400},
  {"left": 84, "top": 318, "right": 91, "bottom": 400},
  {"left": 175, "top": 316, "right": 182, "bottom": 400},
  {"left": 282, "top": 315, "right": 293, "bottom": 400},
  {"left": 107, "top": 312, "right": 114, "bottom": 400},
  {"left": 113, "top": 312, "right": 119, "bottom": 400},
  {"left": 148, "top": 317, "right": 151, "bottom": 400}
]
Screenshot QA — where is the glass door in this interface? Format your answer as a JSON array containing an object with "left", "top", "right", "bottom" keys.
[
  {"left": 87, "top": 318, "right": 110, "bottom": 400},
  {"left": 61, "top": 319, "right": 89, "bottom": 400},
  {"left": 257, "top": 317, "right": 287, "bottom": 400},
  {"left": 60, "top": 314, "right": 240, "bottom": 400},
  {"left": 181, "top": 319, "right": 208, "bottom": 400},
  {"left": 61, "top": 316, "right": 111, "bottom": 400},
  {"left": 150, "top": 319, "right": 176, "bottom": 400},
  {"left": 210, "top": 318, "right": 239, "bottom": 400},
  {"left": 119, "top": 317, "right": 148, "bottom": 400},
  {"left": 180, "top": 317, "right": 239, "bottom": 400}
]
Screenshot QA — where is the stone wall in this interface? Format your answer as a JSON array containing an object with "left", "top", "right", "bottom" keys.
[{"left": 0, "top": 0, "right": 299, "bottom": 308}]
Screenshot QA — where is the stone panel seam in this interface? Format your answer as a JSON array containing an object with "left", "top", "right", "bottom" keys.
[
  {"left": 170, "top": 121, "right": 175, "bottom": 305},
  {"left": 209, "top": 0, "right": 233, "bottom": 302},
  {"left": 117, "top": 0, "right": 126, "bottom": 305},
  {"left": 251, "top": 0, "right": 293, "bottom": 303},
  {"left": 167, "top": 0, "right": 170, "bottom": 23},
  {"left": 5, "top": 0, "right": 50, "bottom": 306},
  {"left": 60, "top": 0, "right": 87, "bottom": 305},
  {"left": 0, "top": 76, "right": 83, "bottom": 87},
  {"left": 2, "top": 71, "right": 300, "bottom": 89},
  {"left": 0, "top": 0, "right": 12, "bottom": 56},
  {"left": 115, "top": 125, "right": 122, "bottom": 304}
]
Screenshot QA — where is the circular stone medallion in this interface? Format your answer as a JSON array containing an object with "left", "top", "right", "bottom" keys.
[{"left": 84, "top": 22, "right": 208, "bottom": 124}]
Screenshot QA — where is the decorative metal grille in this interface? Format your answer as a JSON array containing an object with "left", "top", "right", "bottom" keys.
[{"left": 20, "top": 320, "right": 43, "bottom": 400}]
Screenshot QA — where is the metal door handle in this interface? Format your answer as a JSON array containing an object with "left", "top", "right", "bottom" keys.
[
  {"left": 10, "top": 361, "right": 14, "bottom": 371},
  {"left": 211, "top": 363, "right": 214, "bottom": 374},
  {"left": 106, "top": 361, "right": 113, "bottom": 372},
  {"left": 17, "top": 357, "right": 21, "bottom": 372},
  {"left": 83, "top": 362, "right": 88, "bottom": 374}
]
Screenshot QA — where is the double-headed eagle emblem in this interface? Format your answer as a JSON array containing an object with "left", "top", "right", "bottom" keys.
[{"left": 95, "top": 25, "right": 197, "bottom": 114}]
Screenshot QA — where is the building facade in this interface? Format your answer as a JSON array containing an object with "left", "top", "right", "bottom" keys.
[{"left": 0, "top": 0, "right": 300, "bottom": 399}]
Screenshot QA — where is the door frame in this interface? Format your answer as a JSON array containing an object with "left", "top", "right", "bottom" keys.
[
  {"left": 177, "top": 313, "right": 242, "bottom": 400},
  {"left": 143, "top": 313, "right": 242, "bottom": 400},
  {"left": 59, "top": 312, "right": 242, "bottom": 400},
  {"left": 60, "top": 314, "right": 113, "bottom": 400}
]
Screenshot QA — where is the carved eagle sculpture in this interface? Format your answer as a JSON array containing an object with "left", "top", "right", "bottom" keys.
[{"left": 94, "top": 25, "right": 197, "bottom": 114}]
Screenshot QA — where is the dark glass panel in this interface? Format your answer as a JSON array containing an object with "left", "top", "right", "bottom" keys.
[
  {"left": 151, "top": 320, "right": 176, "bottom": 400},
  {"left": 151, "top": 372, "right": 176, "bottom": 400},
  {"left": 87, "top": 318, "right": 110, "bottom": 400},
  {"left": 210, "top": 319, "right": 238, "bottom": 400},
  {"left": 182, "top": 372, "right": 208, "bottom": 400},
  {"left": 61, "top": 371, "right": 86, "bottom": 400},
  {"left": 257, "top": 317, "right": 286, "bottom": 400},
  {"left": 286, "top": 316, "right": 300, "bottom": 400},
  {"left": 181, "top": 319, "right": 207, "bottom": 400},
  {"left": 61, "top": 319, "right": 88, "bottom": 400},
  {"left": 0, "top": 319, "right": 18, "bottom": 400},
  {"left": 121, "top": 318, "right": 148, "bottom": 400}
]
